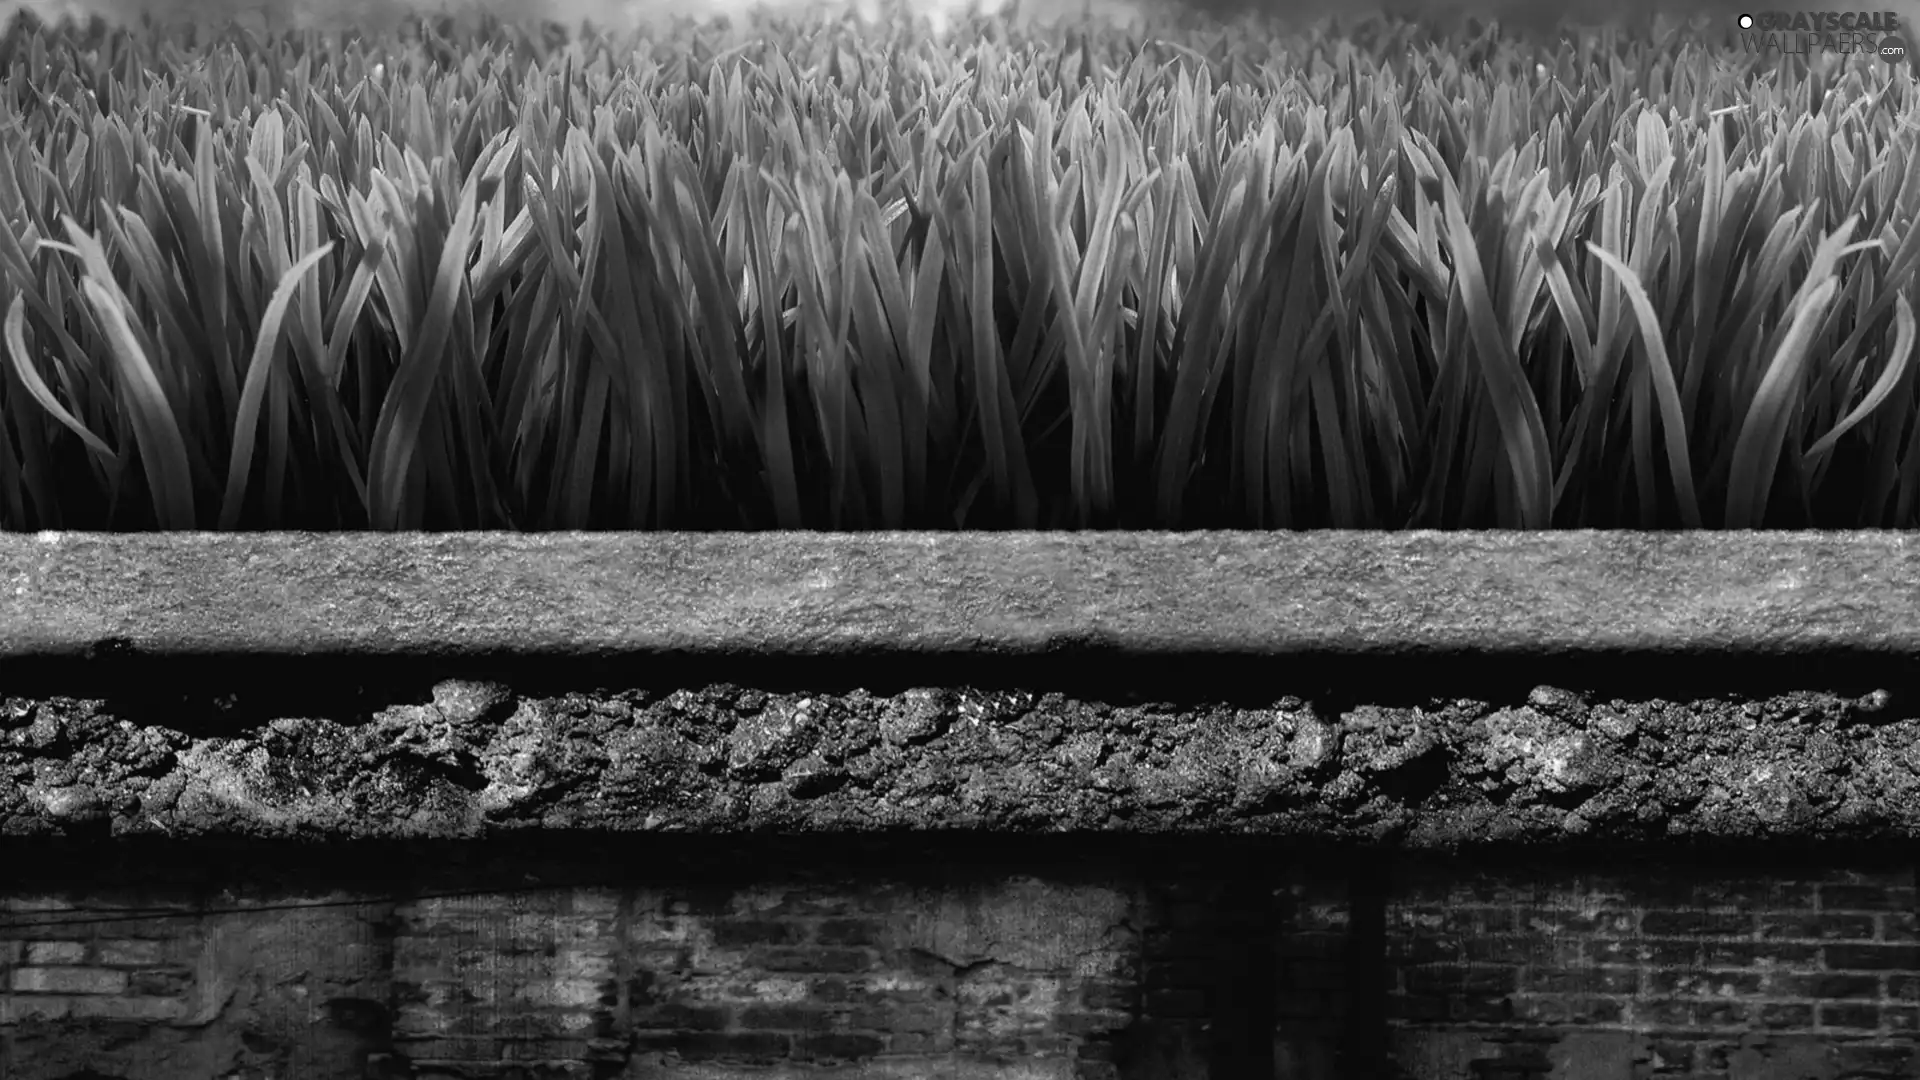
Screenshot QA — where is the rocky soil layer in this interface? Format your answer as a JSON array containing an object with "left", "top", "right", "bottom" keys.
[{"left": 2, "top": 681, "right": 1917, "bottom": 846}]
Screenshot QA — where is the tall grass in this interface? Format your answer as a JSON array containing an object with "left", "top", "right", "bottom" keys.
[{"left": 0, "top": 5, "right": 1916, "bottom": 530}]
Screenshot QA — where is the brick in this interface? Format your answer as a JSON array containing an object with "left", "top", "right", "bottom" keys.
[
  {"left": 1463, "top": 937, "right": 1545, "bottom": 965},
  {"left": 1637, "top": 875, "right": 1813, "bottom": 911},
  {"left": 1055, "top": 1010, "right": 1129, "bottom": 1036},
  {"left": 127, "top": 968, "right": 192, "bottom": 996},
  {"left": 633, "top": 1032, "right": 789, "bottom": 1061},
  {"left": 1514, "top": 995, "right": 1626, "bottom": 1024},
  {"left": 1566, "top": 999, "right": 1628, "bottom": 1022},
  {"left": 1478, "top": 909, "right": 1518, "bottom": 933},
  {"left": 1643, "top": 1040, "right": 1696, "bottom": 1070},
  {"left": 393, "top": 1003, "right": 455, "bottom": 1036},
  {"left": 1817, "top": 1003, "right": 1881, "bottom": 1029},
  {"left": 1759, "top": 915, "right": 1876, "bottom": 941},
  {"left": 1636, "top": 999, "right": 1714, "bottom": 1027},
  {"left": 1447, "top": 994, "right": 1518, "bottom": 1023},
  {"left": 815, "top": 920, "right": 883, "bottom": 947},
  {"left": 1758, "top": 1003, "right": 1814, "bottom": 1028},
  {"left": 1820, "top": 885, "right": 1916, "bottom": 912},
  {"left": 1833, "top": 1043, "right": 1916, "bottom": 1074},
  {"left": 1691, "top": 1000, "right": 1747, "bottom": 1026},
  {"left": 1645, "top": 970, "right": 1766, "bottom": 997},
  {"left": 10, "top": 967, "right": 126, "bottom": 995},
  {"left": 1885, "top": 1006, "right": 1918, "bottom": 1032},
  {"left": 1294, "top": 903, "right": 1348, "bottom": 932},
  {"left": 1823, "top": 944, "right": 1920, "bottom": 970},
  {"left": 389, "top": 1036, "right": 504, "bottom": 1061},
  {"left": 23, "top": 942, "right": 85, "bottom": 965},
  {"left": 1640, "top": 941, "right": 1819, "bottom": 968},
  {"left": 66, "top": 996, "right": 188, "bottom": 1022},
  {"left": 1079, "top": 979, "right": 1135, "bottom": 1012},
  {"left": 95, "top": 940, "right": 164, "bottom": 967},
  {"left": 795, "top": 1033, "right": 884, "bottom": 1060},
  {"left": 442, "top": 1013, "right": 594, "bottom": 1040},
  {"left": 1018, "top": 1034, "right": 1073, "bottom": 1055},
  {"left": 1640, "top": 911, "right": 1756, "bottom": 937},
  {"left": 506, "top": 977, "right": 611, "bottom": 1009},
  {"left": 745, "top": 948, "right": 870, "bottom": 974},
  {"left": 1891, "top": 974, "right": 1919, "bottom": 1000},
  {"left": 1587, "top": 940, "right": 1656, "bottom": 964},
  {"left": 1526, "top": 910, "right": 1637, "bottom": 936},
  {"left": 888, "top": 1031, "right": 941, "bottom": 1054},
  {"left": 407, "top": 1063, "right": 593, "bottom": 1080},
  {"left": 0, "top": 942, "right": 19, "bottom": 966},
  {"left": 849, "top": 1004, "right": 947, "bottom": 1033},
  {"left": 1402, "top": 965, "right": 1520, "bottom": 996},
  {"left": 1386, "top": 937, "right": 1464, "bottom": 965},
  {"left": 0, "top": 995, "right": 71, "bottom": 1023},
  {"left": 1389, "top": 907, "right": 1450, "bottom": 932},
  {"left": 1770, "top": 973, "right": 1882, "bottom": 999},
  {"left": 498, "top": 1038, "right": 600, "bottom": 1061},
  {"left": 739, "top": 1004, "right": 841, "bottom": 1029},
  {"left": 712, "top": 921, "right": 807, "bottom": 948},
  {"left": 1524, "top": 968, "right": 1639, "bottom": 994},
  {"left": 852, "top": 976, "right": 937, "bottom": 1006},
  {"left": 631, "top": 1004, "right": 730, "bottom": 1031}
]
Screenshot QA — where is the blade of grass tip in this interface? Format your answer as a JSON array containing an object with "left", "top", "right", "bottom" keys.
[
  {"left": 365, "top": 168, "right": 481, "bottom": 530},
  {"left": 3, "top": 293, "right": 117, "bottom": 463},
  {"left": 965, "top": 154, "right": 1037, "bottom": 526},
  {"left": 1584, "top": 242, "right": 1702, "bottom": 528},
  {"left": 1437, "top": 177, "right": 1555, "bottom": 529},
  {"left": 1804, "top": 294, "right": 1917, "bottom": 465},
  {"left": 0, "top": 344, "right": 27, "bottom": 523},
  {"left": 848, "top": 227, "right": 909, "bottom": 527},
  {"left": 1152, "top": 156, "right": 1256, "bottom": 522},
  {"left": 189, "top": 119, "right": 236, "bottom": 417},
  {"left": 1721, "top": 275, "right": 1842, "bottom": 528},
  {"left": 218, "top": 242, "right": 336, "bottom": 529},
  {"left": 743, "top": 168, "right": 805, "bottom": 529},
  {"left": 79, "top": 276, "right": 196, "bottom": 529},
  {"left": 1132, "top": 164, "right": 1180, "bottom": 454}
]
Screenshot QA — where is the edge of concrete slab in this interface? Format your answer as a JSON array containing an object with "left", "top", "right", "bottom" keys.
[{"left": 1, "top": 531, "right": 1913, "bottom": 659}]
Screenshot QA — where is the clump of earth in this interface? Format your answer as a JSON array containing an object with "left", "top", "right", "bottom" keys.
[{"left": 2, "top": 681, "right": 1914, "bottom": 846}]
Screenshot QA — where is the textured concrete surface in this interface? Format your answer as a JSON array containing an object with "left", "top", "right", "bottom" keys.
[
  {"left": 3, "top": 679, "right": 1917, "bottom": 844},
  {"left": 2, "top": 532, "right": 1916, "bottom": 659}
]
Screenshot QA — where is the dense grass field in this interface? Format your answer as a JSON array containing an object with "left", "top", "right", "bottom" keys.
[{"left": 0, "top": 0, "right": 1917, "bottom": 530}]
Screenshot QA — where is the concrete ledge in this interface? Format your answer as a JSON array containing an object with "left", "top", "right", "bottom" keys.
[{"left": 2, "top": 531, "right": 1915, "bottom": 658}]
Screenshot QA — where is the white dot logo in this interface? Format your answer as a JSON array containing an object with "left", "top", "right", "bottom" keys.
[{"left": 1738, "top": 12, "right": 1754, "bottom": 28}]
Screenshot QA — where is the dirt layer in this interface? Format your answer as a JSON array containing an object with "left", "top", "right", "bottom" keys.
[{"left": 3, "top": 676, "right": 1918, "bottom": 847}]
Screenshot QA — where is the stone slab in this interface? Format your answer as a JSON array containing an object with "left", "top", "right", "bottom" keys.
[{"left": 1, "top": 532, "right": 1913, "bottom": 658}]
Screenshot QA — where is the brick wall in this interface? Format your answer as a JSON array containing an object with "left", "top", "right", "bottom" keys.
[
  {"left": 1273, "top": 856, "right": 1920, "bottom": 1080},
  {"left": 0, "top": 884, "right": 393, "bottom": 1079},
  {"left": 0, "top": 848, "right": 1915, "bottom": 1079}
]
